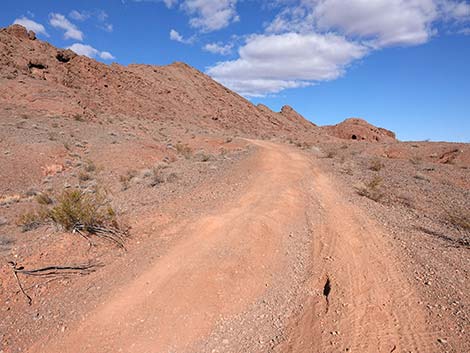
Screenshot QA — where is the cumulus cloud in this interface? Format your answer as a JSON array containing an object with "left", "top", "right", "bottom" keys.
[
  {"left": 169, "top": 29, "right": 194, "bottom": 43},
  {"left": 207, "top": 32, "right": 368, "bottom": 96},
  {"left": 182, "top": 0, "right": 239, "bottom": 32},
  {"left": 13, "top": 17, "right": 49, "bottom": 36},
  {"left": 68, "top": 43, "right": 115, "bottom": 60},
  {"left": 50, "top": 13, "right": 84, "bottom": 40},
  {"left": 203, "top": 42, "right": 233, "bottom": 55}
]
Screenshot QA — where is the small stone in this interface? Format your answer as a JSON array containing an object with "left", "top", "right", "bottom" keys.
[{"left": 437, "top": 338, "right": 447, "bottom": 344}]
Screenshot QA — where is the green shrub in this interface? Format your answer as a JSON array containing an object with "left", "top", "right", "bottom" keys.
[{"left": 49, "top": 189, "right": 116, "bottom": 232}]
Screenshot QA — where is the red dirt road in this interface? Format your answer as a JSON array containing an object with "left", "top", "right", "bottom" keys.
[{"left": 27, "top": 141, "right": 432, "bottom": 353}]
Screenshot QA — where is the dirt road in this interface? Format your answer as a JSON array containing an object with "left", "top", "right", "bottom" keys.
[{"left": 28, "top": 141, "right": 432, "bottom": 353}]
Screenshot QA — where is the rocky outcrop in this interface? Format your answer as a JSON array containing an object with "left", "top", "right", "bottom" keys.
[{"left": 323, "top": 118, "right": 396, "bottom": 142}]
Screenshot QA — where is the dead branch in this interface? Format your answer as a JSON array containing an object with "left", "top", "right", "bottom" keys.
[{"left": 8, "top": 261, "right": 102, "bottom": 305}]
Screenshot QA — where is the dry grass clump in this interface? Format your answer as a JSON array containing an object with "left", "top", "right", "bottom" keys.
[
  {"left": 442, "top": 206, "right": 470, "bottom": 234},
  {"left": 325, "top": 150, "right": 337, "bottom": 159},
  {"left": 84, "top": 160, "right": 96, "bottom": 173},
  {"left": 78, "top": 171, "right": 92, "bottom": 182},
  {"left": 369, "top": 158, "right": 384, "bottom": 172},
  {"left": 149, "top": 167, "right": 166, "bottom": 187},
  {"left": 175, "top": 143, "right": 193, "bottom": 159},
  {"left": 119, "top": 170, "right": 137, "bottom": 190},
  {"left": 35, "top": 192, "right": 53, "bottom": 205},
  {"left": 356, "top": 176, "right": 384, "bottom": 202},
  {"left": 17, "top": 210, "right": 47, "bottom": 232}
]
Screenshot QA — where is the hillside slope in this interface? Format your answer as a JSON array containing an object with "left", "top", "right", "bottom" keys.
[{"left": 0, "top": 25, "right": 317, "bottom": 140}]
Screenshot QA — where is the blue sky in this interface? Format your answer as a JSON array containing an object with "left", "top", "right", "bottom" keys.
[{"left": 1, "top": 0, "right": 470, "bottom": 142}]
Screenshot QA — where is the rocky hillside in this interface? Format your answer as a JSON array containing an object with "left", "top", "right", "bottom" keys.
[{"left": 0, "top": 25, "right": 321, "bottom": 141}]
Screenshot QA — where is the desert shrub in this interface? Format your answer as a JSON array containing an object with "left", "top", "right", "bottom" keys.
[
  {"left": 49, "top": 189, "right": 117, "bottom": 232},
  {"left": 73, "top": 114, "right": 85, "bottom": 122},
  {"left": 369, "top": 158, "right": 384, "bottom": 172},
  {"left": 119, "top": 170, "right": 136, "bottom": 190},
  {"left": 17, "top": 210, "right": 47, "bottom": 232},
  {"left": 325, "top": 150, "right": 336, "bottom": 158},
  {"left": 84, "top": 160, "right": 96, "bottom": 173},
  {"left": 410, "top": 156, "right": 422, "bottom": 165},
  {"left": 36, "top": 192, "right": 53, "bottom": 205},
  {"left": 175, "top": 143, "right": 192, "bottom": 159},
  {"left": 356, "top": 176, "right": 384, "bottom": 202},
  {"left": 443, "top": 206, "right": 470, "bottom": 233},
  {"left": 78, "top": 171, "right": 91, "bottom": 182},
  {"left": 166, "top": 172, "right": 178, "bottom": 183},
  {"left": 149, "top": 166, "right": 166, "bottom": 187}
]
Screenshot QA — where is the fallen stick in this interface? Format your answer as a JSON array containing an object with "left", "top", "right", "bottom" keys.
[{"left": 8, "top": 261, "right": 101, "bottom": 305}]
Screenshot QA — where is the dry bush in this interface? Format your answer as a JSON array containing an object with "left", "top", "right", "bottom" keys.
[
  {"left": 149, "top": 167, "right": 165, "bottom": 187},
  {"left": 78, "top": 171, "right": 92, "bottom": 182},
  {"left": 84, "top": 160, "right": 96, "bottom": 173},
  {"left": 325, "top": 150, "right": 337, "bottom": 158},
  {"left": 120, "top": 170, "right": 137, "bottom": 190},
  {"left": 175, "top": 143, "right": 192, "bottom": 159},
  {"left": 369, "top": 158, "right": 384, "bottom": 172},
  {"left": 443, "top": 206, "right": 470, "bottom": 233},
  {"left": 36, "top": 193, "right": 53, "bottom": 205},
  {"left": 17, "top": 209, "right": 47, "bottom": 232},
  {"left": 410, "top": 156, "right": 422, "bottom": 165},
  {"left": 356, "top": 176, "right": 384, "bottom": 202}
]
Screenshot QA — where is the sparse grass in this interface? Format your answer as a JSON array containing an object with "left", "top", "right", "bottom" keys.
[
  {"left": 356, "top": 176, "right": 384, "bottom": 202},
  {"left": 73, "top": 114, "right": 86, "bottom": 122},
  {"left": 325, "top": 150, "right": 337, "bottom": 159},
  {"left": 84, "top": 160, "right": 96, "bottom": 173},
  {"left": 369, "top": 158, "right": 384, "bottom": 172},
  {"left": 78, "top": 171, "right": 92, "bottom": 182},
  {"left": 175, "top": 143, "right": 192, "bottom": 159},
  {"left": 443, "top": 206, "right": 470, "bottom": 233},
  {"left": 17, "top": 210, "right": 47, "bottom": 232},
  {"left": 410, "top": 156, "right": 422, "bottom": 165},
  {"left": 119, "top": 170, "right": 137, "bottom": 190},
  {"left": 36, "top": 192, "right": 53, "bottom": 205}
]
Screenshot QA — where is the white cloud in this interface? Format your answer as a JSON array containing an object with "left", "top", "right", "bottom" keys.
[
  {"left": 207, "top": 32, "right": 368, "bottom": 96},
  {"left": 50, "top": 13, "right": 84, "bottom": 41},
  {"left": 163, "top": 0, "right": 179, "bottom": 7},
  {"left": 100, "top": 51, "right": 116, "bottom": 60},
  {"left": 69, "top": 10, "right": 91, "bottom": 21},
  {"left": 458, "top": 27, "right": 470, "bottom": 34},
  {"left": 440, "top": 0, "right": 470, "bottom": 20},
  {"left": 182, "top": 0, "right": 239, "bottom": 32},
  {"left": 266, "top": 0, "right": 470, "bottom": 47},
  {"left": 203, "top": 42, "right": 233, "bottom": 55},
  {"left": 169, "top": 29, "right": 193, "bottom": 43},
  {"left": 68, "top": 43, "right": 115, "bottom": 60},
  {"left": 69, "top": 9, "right": 114, "bottom": 33},
  {"left": 13, "top": 17, "right": 49, "bottom": 37}
]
